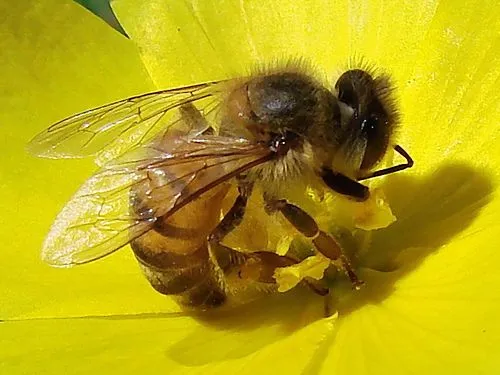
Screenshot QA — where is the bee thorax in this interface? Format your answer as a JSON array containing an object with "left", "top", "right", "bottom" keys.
[{"left": 250, "top": 140, "right": 316, "bottom": 193}]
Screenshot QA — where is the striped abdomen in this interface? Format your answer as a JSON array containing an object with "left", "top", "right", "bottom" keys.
[{"left": 131, "top": 183, "right": 230, "bottom": 309}]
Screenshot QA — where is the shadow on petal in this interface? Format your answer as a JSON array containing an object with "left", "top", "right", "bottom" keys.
[
  {"left": 332, "top": 162, "right": 494, "bottom": 315},
  {"left": 300, "top": 162, "right": 495, "bottom": 373},
  {"left": 166, "top": 288, "right": 325, "bottom": 365}
]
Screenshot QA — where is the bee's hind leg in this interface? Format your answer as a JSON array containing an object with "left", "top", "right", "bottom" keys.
[
  {"left": 208, "top": 180, "right": 328, "bottom": 296},
  {"left": 211, "top": 241, "right": 329, "bottom": 297}
]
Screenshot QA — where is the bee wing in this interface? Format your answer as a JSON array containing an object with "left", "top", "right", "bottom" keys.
[
  {"left": 27, "top": 80, "right": 227, "bottom": 165},
  {"left": 42, "top": 135, "right": 272, "bottom": 267}
]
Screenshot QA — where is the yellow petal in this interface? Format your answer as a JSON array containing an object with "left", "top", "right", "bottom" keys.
[
  {"left": 3, "top": 0, "right": 500, "bottom": 374},
  {"left": 0, "top": 0, "right": 165, "bottom": 320},
  {"left": 2, "top": 291, "right": 337, "bottom": 374}
]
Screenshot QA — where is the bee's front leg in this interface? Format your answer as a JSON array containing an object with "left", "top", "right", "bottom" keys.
[
  {"left": 264, "top": 195, "right": 364, "bottom": 290},
  {"left": 320, "top": 168, "right": 369, "bottom": 201}
]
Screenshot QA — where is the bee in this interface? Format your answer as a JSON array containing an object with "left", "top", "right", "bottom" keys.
[{"left": 28, "top": 63, "right": 413, "bottom": 310}]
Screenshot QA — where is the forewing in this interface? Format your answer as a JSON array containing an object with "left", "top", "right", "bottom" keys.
[
  {"left": 41, "top": 164, "right": 155, "bottom": 266},
  {"left": 42, "top": 135, "right": 272, "bottom": 266},
  {"left": 27, "top": 80, "right": 226, "bottom": 165}
]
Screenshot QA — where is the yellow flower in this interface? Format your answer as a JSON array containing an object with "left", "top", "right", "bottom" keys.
[{"left": 2, "top": 0, "right": 499, "bottom": 374}]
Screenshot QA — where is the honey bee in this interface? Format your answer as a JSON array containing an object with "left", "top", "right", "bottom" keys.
[{"left": 28, "top": 63, "right": 413, "bottom": 310}]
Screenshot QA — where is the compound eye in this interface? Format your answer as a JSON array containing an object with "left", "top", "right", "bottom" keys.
[
  {"left": 362, "top": 114, "right": 378, "bottom": 135},
  {"left": 335, "top": 69, "right": 398, "bottom": 172},
  {"left": 360, "top": 112, "right": 389, "bottom": 170}
]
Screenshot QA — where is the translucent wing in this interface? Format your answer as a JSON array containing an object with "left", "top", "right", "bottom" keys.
[
  {"left": 42, "top": 135, "right": 273, "bottom": 266},
  {"left": 27, "top": 80, "right": 227, "bottom": 165}
]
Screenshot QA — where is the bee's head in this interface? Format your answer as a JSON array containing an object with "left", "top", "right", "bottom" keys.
[{"left": 334, "top": 69, "right": 399, "bottom": 175}]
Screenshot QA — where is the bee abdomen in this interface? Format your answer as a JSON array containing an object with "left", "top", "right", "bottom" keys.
[{"left": 131, "top": 241, "right": 226, "bottom": 308}]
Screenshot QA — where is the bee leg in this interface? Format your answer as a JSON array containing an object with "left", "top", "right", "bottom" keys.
[
  {"left": 265, "top": 197, "right": 364, "bottom": 289},
  {"left": 213, "top": 243, "right": 329, "bottom": 296},
  {"left": 208, "top": 179, "right": 253, "bottom": 246},
  {"left": 240, "top": 251, "right": 329, "bottom": 293},
  {"left": 321, "top": 168, "right": 369, "bottom": 201},
  {"left": 207, "top": 181, "right": 329, "bottom": 296},
  {"left": 207, "top": 179, "right": 252, "bottom": 273},
  {"left": 323, "top": 293, "right": 334, "bottom": 317}
]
